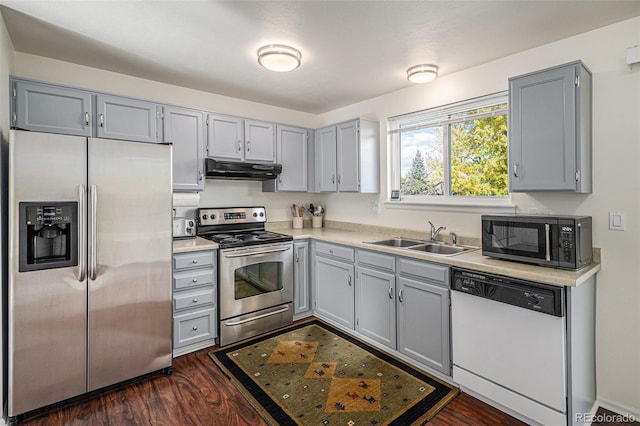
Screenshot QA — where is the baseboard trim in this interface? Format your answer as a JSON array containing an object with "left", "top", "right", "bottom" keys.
[{"left": 596, "top": 398, "right": 640, "bottom": 422}]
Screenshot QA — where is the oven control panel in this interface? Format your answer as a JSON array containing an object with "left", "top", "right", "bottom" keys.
[{"left": 198, "top": 207, "right": 266, "bottom": 226}]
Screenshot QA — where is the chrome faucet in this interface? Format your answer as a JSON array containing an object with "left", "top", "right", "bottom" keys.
[
  {"left": 428, "top": 221, "right": 446, "bottom": 242},
  {"left": 450, "top": 232, "right": 458, "bottom": 246}
]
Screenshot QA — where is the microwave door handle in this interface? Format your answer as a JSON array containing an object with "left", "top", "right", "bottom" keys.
[
  {"left": 223, "top": 246, "right": 290, "bottom": 258},
  {"left": 544, "top": 223, "right": 551, "bottom": 261},
  {"left": 576, "top": 223, "right": 582, "bottom": 264}
]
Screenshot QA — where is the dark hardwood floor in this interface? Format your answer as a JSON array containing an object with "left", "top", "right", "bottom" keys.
[{"left": 20, "top": 345, "right": 635, "bottom": 426}]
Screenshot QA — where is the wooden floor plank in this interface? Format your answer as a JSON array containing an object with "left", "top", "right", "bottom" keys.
[{"left": 20, "top": 345, "right": 634, "bottom": 426}]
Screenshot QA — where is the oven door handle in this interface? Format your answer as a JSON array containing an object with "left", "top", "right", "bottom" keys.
[
  {"left": 224, "top": 305, "right": 290, "bottom": 326},
  {"left": 223, "top": 246, "right": 291, "bottom": 258}
]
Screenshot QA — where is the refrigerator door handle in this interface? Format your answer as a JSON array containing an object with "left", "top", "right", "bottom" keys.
[
  {"left": 89, "top": 184, "right": 98, "bottom": 281},
  {"left": 78, "top": 184, "right": 86, "bottom": 282}
]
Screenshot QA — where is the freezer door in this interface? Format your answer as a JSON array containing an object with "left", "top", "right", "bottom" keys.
[
  {"left": 8, "top": 130, "right": 88, "bottom": 416},
  {"left": 87, "top": 138, "right": 172, "bottom": 391}
]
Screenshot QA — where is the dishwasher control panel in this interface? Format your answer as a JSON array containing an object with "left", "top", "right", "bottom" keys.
[{"left": 451, "top": 268, "right": 565, "bottom": 317}]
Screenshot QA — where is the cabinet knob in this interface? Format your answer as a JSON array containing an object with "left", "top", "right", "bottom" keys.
[
  {"left": 192, "top": 260, "right": 198, "bottom": 264},
  {"left": 337, "top": 174, "right": 341, "bottom": 184},
  {"left": 85, "top": 112, "right": 90, "bottom": 126},
  {"left": 388, "top": 287, "right": 393, "bottom": 300},
  {"left": 398, "top": 289, "right": 404, "bottom": 303},
  {"left": 192, "top": 278, "right": 198, "bottom": 282},
  {"left": 237, "top": 141, "right": 242, "bottom": 151},
  {"left": 199, "top": 170, "right": 203, "bottom": 181},
  {"left": 99, "top": 113, "right": 105, "bottom": 127},
  {"left": 192, "top": 298, "right": 198, "bottom": 303},
  {"left": 247, "top": 141, "right": 251, "bottom": 151},
  {"left": 513, "top": 161, "right": 519, "bottom": 177},
  {"left": 192, "top": 326, "right": 198, "bottom": 331},
  {"left": 332, "top": 174, "right": 335, "bottom": 184},
  {"left": 348, "top": 275, "right": 352, "bottom": 286}
]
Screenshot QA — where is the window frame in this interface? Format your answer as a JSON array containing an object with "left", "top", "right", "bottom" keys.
[{"left": 387, "top": 91, "right": 515, "bottom": 212}]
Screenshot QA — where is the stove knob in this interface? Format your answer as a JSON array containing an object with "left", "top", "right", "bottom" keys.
[
  {"left": 259, "top": 212, "right": 264, "bottom": 217},
  {"left": 212, "top": 214, "right": 216, "bottom": 219},
  {"left": 253, "top": 212, "right": 258, "bottom": 217},
  {"left": 202, "top": 214, "right": 208, "bottom": 220},
  {"left": 188, "top": 220, "right": 194, "bottom": 226}
]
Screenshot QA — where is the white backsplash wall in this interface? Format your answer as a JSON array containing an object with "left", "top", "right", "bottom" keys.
[{"left": 198, "top": 180, "right": 330, "bottom": 222}]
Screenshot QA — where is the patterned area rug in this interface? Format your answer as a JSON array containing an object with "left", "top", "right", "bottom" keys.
[{"left": 209, "top": 320, "right": 458, "bottom": 425}]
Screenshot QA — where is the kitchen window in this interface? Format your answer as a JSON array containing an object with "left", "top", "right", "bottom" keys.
[{"left": 388, "top": 92, "right": 513, "bottom": 211}]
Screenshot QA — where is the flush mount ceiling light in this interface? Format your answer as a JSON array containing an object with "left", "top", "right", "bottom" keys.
[
  {"left": 407, "top": 64, "right": 439, "bottom": 83},
  {"left": 257, "top": 44, "right": 302, "bottom": 72}
]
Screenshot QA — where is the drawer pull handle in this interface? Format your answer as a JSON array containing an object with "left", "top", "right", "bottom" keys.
[
  {"left": 192, "top": 260, "right": 198, "bottom": 264},
  {"left": 192, "top": 298, "right": 198, "bottom": 303},
  {"left": 329, "top": 249, "right": 334, "bottom": 254},
  {"left": 192, "top": 278, "right": 198, "bottom": 282},
  {"left": 192, "top": 326, "right": 198, "bottom": 331}
]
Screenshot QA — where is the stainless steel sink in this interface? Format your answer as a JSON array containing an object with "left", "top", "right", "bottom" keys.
[
  {"left": 407, "top": 243, "right": 474, "bottom": 256},
  {"left": 363, "top": 238, "right": 424, "bottom": 248},
  {"left": 364, "top": 237, "right": 478, "bottom": 256}
]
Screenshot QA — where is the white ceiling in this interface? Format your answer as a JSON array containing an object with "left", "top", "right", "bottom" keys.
[{"left": 1, "top": 1, "right": 639, "bottom": 114}]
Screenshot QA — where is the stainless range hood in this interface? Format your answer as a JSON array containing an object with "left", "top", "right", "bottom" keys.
[{"left": 204, "top": 159, "right": 282, "bottom": 181}]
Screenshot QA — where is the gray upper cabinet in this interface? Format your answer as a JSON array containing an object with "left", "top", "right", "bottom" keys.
[
  {"left": 163, "top": 106, "right": 205, "bottom": 192},
  {"left": 206, "top": 113, "right": 243, "bottom": 161},
  {"left": 207, "top": 114, "right": 275, "bottom": 163},
  {"left": 96, "top": 94, "right": 159, "bottom": 143},
  {"left": 509, "top": 61, "right": 592, "bottom": 193},
  {"left": 244, "top": 119, "right": 275, "bottom": 163},
  {"left": 13, "top": 79, "right": 93, "bottom": 137},
  {"left": 263, "top": 125, "right": 309, "bottom": 192},
  {"left": 315, "top": 126, "right": 338, "bottom": 192},
  {"left": 314, "top": 118, "right": 380, "bottom": 193}
]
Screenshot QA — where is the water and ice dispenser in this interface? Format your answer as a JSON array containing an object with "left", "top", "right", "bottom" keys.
[{"left": 19, "top": 202, "right": 78, "bottom": 272}]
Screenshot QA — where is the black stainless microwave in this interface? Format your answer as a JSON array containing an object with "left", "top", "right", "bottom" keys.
[{"left": 481, "top": 215, "right": 592, "bottom": 270}]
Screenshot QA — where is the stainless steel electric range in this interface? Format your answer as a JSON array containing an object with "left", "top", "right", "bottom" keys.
[{"left": 197, "top": 207, "right": 293, "bottom": 346}]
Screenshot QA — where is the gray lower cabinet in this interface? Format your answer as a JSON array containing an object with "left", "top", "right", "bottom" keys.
[
  {"left": 313, "top": 242, "right": 355, "bottom": 329},
  {"left": 12, "top": 79, "right": 93, "bottom": 136},
  {"left": 172, "top": 250, "right": 217, "bottom": 357},
  {"left": 294, "top": 240, "right": 311, "bottom": 315},
  {"left": 96, "top": 94, "right": 159, "bottom": 143},
  {"left": 509, "top": 61, "right": 592, "bottom": 193},
  {"left": 356, "top": 251, "right": 396, "bottom": 349},
  {"left": 263, "top": 125, "right": 310, "bottom": 192},
  {"left": 396, "top": 258, "right": 450, "bottom": 375},
  {"left": 163, "top": 106, "right": 205, "bottom": 192}
]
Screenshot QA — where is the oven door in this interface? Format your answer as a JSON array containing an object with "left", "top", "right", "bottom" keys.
[
  {"left": 219, "top": 242, "right": 293, "bottom": 320},
  {"left": 481, "top": 216, "right": 559, "bottom": 266}
]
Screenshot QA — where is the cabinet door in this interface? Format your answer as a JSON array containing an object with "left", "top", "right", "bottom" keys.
[
  {"left": 337, "top": 120, "right": 360, "bottom": 192},
  {"left": 509, "top": 64, "right": 577, "bottom": 191},
  {"left": 356, "top": 266, "right": 396, "bottom": 349},
  {"left": 315, "top": 126, "right": 338, "bottom": 192},
  {"left": 207, "top": 113, "right": 244, "bottom": 160},
  {"left": 276, "top": 125, "right": 308, "bottom": 191},
  {"left": 397, "top": 276, "right": 450, "bottom": 375},
  {"left": 14, "top": 80, "right": 92, "bottom": 136},
  {"left": 294, "top": 241, "right": 310, "bottom": 314},
  {"left": 314, "top": 256, "right": 354, "bottom": 328},
  {"left": 96, "top": 94, "right": 158, "bottom": 143},
  {"left": 244, "top": 119, "right": 275, "bottom": 163},
  {"left": 163, "top": 106, "right": 205, "bottom": 192}
]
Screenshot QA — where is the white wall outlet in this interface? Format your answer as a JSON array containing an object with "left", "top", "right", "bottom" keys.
[{"left": 609, "top": 211, "right": 625, "bottom": 231}]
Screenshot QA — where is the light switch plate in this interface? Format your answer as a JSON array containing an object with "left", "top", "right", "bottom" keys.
[{"left": 609, "top": 211, "right": 625, "bottom": 231}]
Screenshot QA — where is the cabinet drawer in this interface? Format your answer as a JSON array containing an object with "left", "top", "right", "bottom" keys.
[
  {"left": 398, "top": 257, "right": 449, "bottom": 285},
  {"left": 174, "top": 287, "right": 216, "bottom": 312},
  {"left": 173, "top": 251, "right": 216, "bottom": 270},
  {"left": 315, "top": 242, "right": 355, "bottom": 263},
  {"left": 357, "top": 249, "right": 395, "bottom": 272},
  {"left": 173, "top": 269, "right": 215, "bottom": 290},
  {"left": 173, "top": 308, "right": 217, "bottom": 348}
]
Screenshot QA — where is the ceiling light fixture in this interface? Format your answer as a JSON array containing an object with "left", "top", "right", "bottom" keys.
[
  {"left": 257, "top": 44, "right": 302, "bottom": 72},
  {"left": 407, "top": 64, "right": 438, "bottom": 83}
]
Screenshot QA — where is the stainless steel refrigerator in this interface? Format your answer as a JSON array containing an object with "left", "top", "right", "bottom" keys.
[{"left": 6, "top": 130, "right": 173, "bottom": 419}]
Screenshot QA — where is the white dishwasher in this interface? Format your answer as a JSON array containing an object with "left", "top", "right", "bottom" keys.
[{"left": 451, "top": 268, "right": 567, "bottom": 426}]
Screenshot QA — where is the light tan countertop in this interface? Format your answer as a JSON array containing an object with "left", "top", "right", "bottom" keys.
[
  {"left": 268, "top": 222, "right": 600, "bottom": 288},
  {"left": 172, "top": 236, "right": 218, "bottom": 253}
]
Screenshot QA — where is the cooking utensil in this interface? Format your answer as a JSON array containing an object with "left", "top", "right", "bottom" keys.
[{"left": 292, "top": 204, "right": 298, "bottom": 217}]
